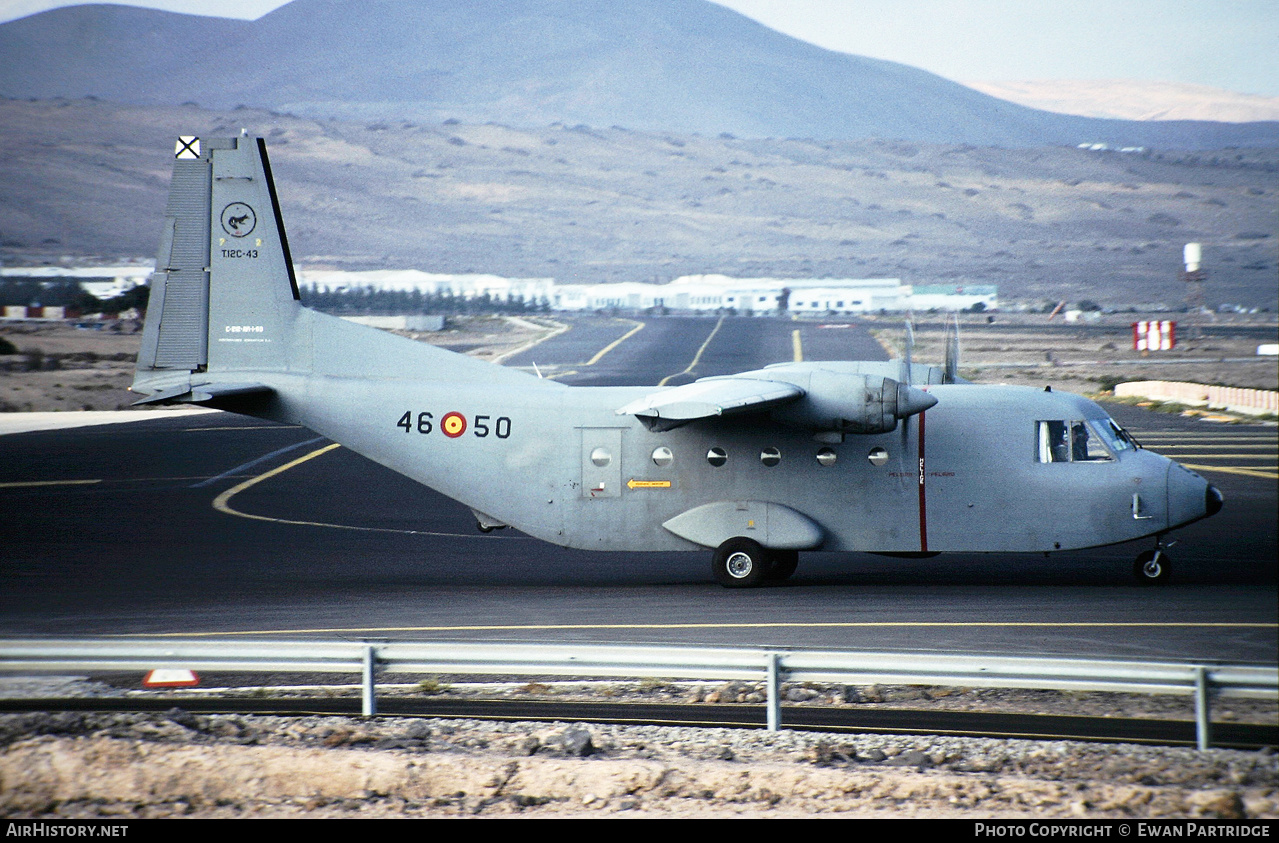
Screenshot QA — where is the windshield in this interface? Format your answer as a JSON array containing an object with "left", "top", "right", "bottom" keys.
[
  {"left": 1095, "top": 418, "right": 1137, "bottom": 452},
  {"left": 1036, "top": 419, "right": 1123, "bottom": 463}
]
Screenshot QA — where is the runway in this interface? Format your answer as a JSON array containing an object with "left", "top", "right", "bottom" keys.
[{"left": 1, "top": 315, "right": 1274, "bottom": 663}]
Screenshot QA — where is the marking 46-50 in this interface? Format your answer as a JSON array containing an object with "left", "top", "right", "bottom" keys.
[{"left": 396, "top": 411, "right": 511, "bottom": 439}]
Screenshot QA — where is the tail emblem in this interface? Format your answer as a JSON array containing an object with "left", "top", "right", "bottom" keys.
[{"left": 220, "top": 203, "right": 257, "bottom": 238}]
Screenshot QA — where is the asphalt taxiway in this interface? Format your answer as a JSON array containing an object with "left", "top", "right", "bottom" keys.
[{"left": 1, "top": 316, "right": 1274, "bottom": 663}]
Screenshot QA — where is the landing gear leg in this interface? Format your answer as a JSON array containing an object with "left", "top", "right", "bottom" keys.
[{"left": 1133, "top": 539, "right": 1173, "bottom": 584}]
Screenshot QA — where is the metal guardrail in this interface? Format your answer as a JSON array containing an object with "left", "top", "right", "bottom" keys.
[{"left": 2, "top": 638, "right": 1275, "bottom": 750}]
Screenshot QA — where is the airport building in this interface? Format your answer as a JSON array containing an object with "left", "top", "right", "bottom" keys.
[
  {"left": 548, "top": 276, "right": 995, "bottom": 314},
  {"left": 2, "top": 266, "right": 997, "bottom": 316}
]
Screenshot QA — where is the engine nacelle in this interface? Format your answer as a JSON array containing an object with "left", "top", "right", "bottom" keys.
[{"left": 768, "top": 371, "right": 936, "bottom": 434}]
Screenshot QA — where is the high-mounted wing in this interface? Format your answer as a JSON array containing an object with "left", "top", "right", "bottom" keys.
[
  {"left": 618, "top": 363, "right": 937, "bottom": 435},
  {"left": 616, "top": 377, "right": 804, "bottom": 431}
]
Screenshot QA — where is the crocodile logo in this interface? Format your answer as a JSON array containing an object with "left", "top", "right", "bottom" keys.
[{"left": 220, "top": 203, "right": 257, "bottom": 238}]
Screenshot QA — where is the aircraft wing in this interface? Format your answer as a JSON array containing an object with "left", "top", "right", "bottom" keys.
[{"left": 616, "top": 377, "right": 804, "bottom": 431}]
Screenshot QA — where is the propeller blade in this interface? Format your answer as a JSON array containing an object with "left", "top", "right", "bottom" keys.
[
  {"left": 943, "top": 315, "right": 960, "bottom": 384},
  {"left": 900, "top": 319, "right": 915, "bottom": 386}
]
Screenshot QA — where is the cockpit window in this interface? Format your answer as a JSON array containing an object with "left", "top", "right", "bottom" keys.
[
  {"left": 1037, "top": 420, "right": 1069, "bottom": 463},
  {"left": 1073, "top": 421, "right": 1114, "bottom": 461},
  {"left": 1094, "top": 418, "right": 1135, "bottom": 453},
  {"left": 1037, "top": 420, "right": 1116, "bottom": 463}
]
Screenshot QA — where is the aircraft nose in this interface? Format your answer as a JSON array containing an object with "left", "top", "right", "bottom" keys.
[
  {"left": 1205, "top": 484, "right": 1224, "bottom": 518},
  {"left": 1165, "top": 461, "right": 1222, "bottom": 527}
]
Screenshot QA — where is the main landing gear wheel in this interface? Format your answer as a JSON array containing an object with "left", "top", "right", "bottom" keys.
[
  {"left": 711, "top": 537, "right": 770, "bottom": 588},
  {"left": 766, "top": 549, "right": 799, "bottom": 583},
  {"left": 1133, "top": 549, "right": 1171, "bottom": 584}
]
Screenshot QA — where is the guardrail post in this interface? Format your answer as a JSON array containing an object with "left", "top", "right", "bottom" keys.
[
  {"left": 766, "top": 652, "right": 781, "bottom": 732},
  {"left": 1194, "top": 666, "right": 1211, "bottom": 750},
  {"left": 362, "top": 646, "right": 378, "bottom": 717}
]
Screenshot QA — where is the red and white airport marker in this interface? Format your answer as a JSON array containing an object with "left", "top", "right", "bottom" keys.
[{"left": 143, "top": 669, "right": 200, "bottom": 688}]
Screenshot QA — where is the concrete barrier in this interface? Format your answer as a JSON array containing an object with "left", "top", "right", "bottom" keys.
[{"left": 1114, "top": 381, "right": 1278, "bottom": 417}]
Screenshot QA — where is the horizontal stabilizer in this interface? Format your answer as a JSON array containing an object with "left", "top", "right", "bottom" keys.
[
  {"left": 132, "top": 382, "right": 274, "bottom": 406},
  {"left": 616, "top": 377, "right": 804, "bottom": 431}
]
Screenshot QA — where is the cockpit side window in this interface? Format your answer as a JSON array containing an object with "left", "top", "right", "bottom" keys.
[
  {"left": 1037, "top": 420, "right": 1116, "bottom": 463},
  {"left": 1037, "top": 420, "right": 1069, "bottom": 463}
]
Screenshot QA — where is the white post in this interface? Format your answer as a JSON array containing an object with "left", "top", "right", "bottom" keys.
[
  {"left": 1194, "top": 666, "right": 1211, "bottom": 750},
  {"left": 766, "top": 652, "right": 781, "bottom": 732},
  {"left": 362, "top": 646, "right": 377, "bottom": 717}
]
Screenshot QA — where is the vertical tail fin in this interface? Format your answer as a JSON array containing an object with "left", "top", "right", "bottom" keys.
[{"left": 133, "top": 135, "right": 301, "bottom": 402}]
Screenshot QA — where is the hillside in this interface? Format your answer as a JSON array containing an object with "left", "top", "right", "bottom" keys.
[
  {"left": 1, "top": 98, "right": 1275, "bottom": 309},
  {"left": 0, "top": 0, "right": 1275, "bottom": 149}
]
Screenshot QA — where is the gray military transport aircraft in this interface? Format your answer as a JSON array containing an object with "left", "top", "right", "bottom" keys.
[{"left": 131, "top": 136, "right": 1222, "bottom": 587}]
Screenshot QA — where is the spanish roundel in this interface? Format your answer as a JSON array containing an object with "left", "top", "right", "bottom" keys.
[{"left": 441, "top": 411, "right": 467, "bottom": 438}]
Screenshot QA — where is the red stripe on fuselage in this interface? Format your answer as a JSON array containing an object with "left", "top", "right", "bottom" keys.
[{"left": 918, "top": 410, "right": 928, "bottom": 552}]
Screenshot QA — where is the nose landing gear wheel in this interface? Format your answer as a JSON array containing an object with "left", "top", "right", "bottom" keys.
[
  {"left": 1133, "top": 549, "right": 1171, "bottom": 584},
  {"left": 711, "top": 537, "right": 770, "bottom": 588}
]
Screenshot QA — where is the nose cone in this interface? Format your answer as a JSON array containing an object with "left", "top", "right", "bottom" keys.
[
  {"left": 1205, "top": 484, "right": 1224, "bottom": 518},
  {"left": 1166, "top": 462, "right": 1223, "bottom": 527}
]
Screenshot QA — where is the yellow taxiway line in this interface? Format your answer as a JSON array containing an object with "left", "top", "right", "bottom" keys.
[
  {"left": 210, "top": 442, "right": 508, "bottom": 538},
  {"left": 146, "top": 620, "right": 1277, "bottom": 638},
  {"left": 1178, "top": 463, "right": 1277, "bottom": 480},
  {"left": 659, "top": 315, "right": 725, "bottom": 386},
  {"left": 0, "top": 479, "right": 101, "bottom": 489},
  {"left": 584, "top": 319, "right": 645, "bottom": 366}
]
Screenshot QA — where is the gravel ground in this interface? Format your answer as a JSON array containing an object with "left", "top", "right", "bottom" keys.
[{"left": 2, "top": 677, "right": 1276, "bottom": 819}]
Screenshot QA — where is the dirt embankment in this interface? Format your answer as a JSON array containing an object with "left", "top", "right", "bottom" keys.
[{"left": 2, "top": 709, "right": 1275, "bottom": 819}]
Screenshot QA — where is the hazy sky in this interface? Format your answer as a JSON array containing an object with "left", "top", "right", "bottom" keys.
[{"left": 2, "top": 0, "right": 1276, "bottom": 96}]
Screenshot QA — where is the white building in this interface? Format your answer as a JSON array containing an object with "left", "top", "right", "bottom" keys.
[
  {"left": 2, "top": 265, "right": 996, "bottom": 315},
  {"left": 0, "top": 265, "right": 153, "bottom": 300},
  {"left": 662, "top": 275, "right": 913, "bottom": 314},
  {"left": 909, "top": 284, "right": 998, "bottom": 312}
]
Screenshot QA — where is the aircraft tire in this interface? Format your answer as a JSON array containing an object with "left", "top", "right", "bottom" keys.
[
  {"left": 712, "top": 537, "right": 770, "bottom": 588},
  {"left": 1133, "top": 549, "right": 1171, "bottom": 584},
  {"left": 766, "top": 550, "right": 799, "bottom": 582}
]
